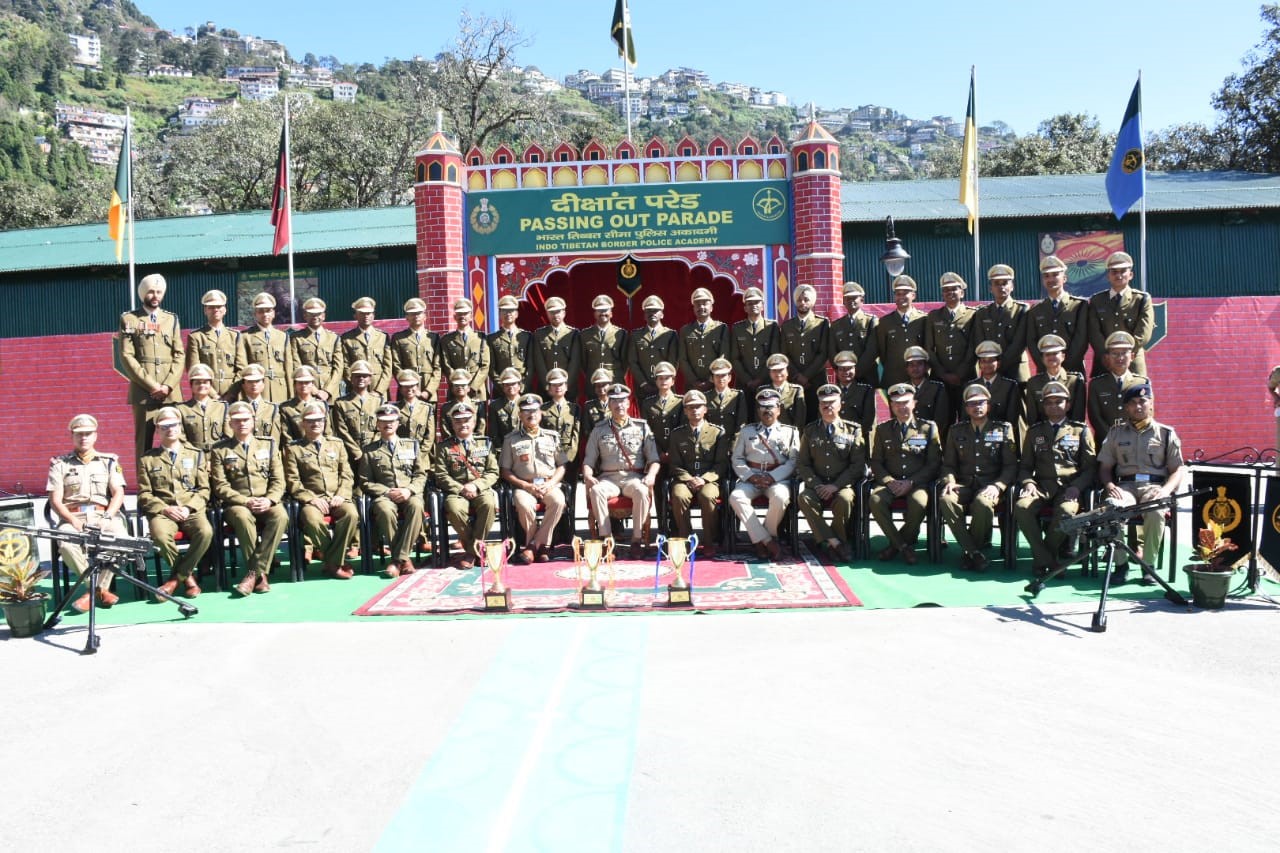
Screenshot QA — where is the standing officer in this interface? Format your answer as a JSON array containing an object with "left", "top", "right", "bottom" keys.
[
  {"left": 47, "top": 414, "right": 129, "bottom": 613},
  {"left": 210, "top": 401, "right": 288, "bottom": 597},
  {"left": 396, "top": 368, "right": 437, "bottom": 454},
  {"left": 868, "top": 383, "right": 942, "bottom": 565},
  {"left": 969, "top": 264, "right": 1030, "bottom": 384},
  {"left": 390, "top": 297, "right": 441, "bottom": 401},
  {"left": 938, "top": 384, "right": 1017, "bottom": 572},
  {"left": 1088, "top": 251, "right": 1155, "bottom": 378},
  {"left": 500, "top": 393, "right": 568, "bottom": 564},
  {"left": 278, "top": 365, "right": 329, "bottom": 444},
  {"left": 1097, "top": 384, "right": 1186, "bottom": 584},
  {"left": 829, "top": 281, "right": 878, "bottom": 385},
  {"left": 642, "top": 361, "right": 685, "bottom": 457},
  {"left": 1015, "top": 381, "right": 1096, "bottom": 579},
  {"left": 729, "top": 387, "right": 801, "bottom": 561},
  {"left": 628, "top": 294, "right": 679, "bottom": 402},
  {"left": 583, "top": 294, "right": 629, "bottom": 386},
  {"left": 679, "top": 288, "right": 731, "bottom": 393},
  {"left": 903, "top": 346, "right": 951, "bottom": 436},
  {"left": 331, "top": 359, "right": 383, "bottom": 466},
  {"left": 540, "top": 368, "right": 581, "bottom": 487},
  {"left": 485, "top": 295, "right": 530, "bottom": 395},
  {"left": 730, "top": 286, "right": 781, "bottom": 399},
  {"left": 236, "top": 363, "right": 283, "bottom": 444},
  {"left": 582, "top": 384, "right": 661, "bottom": 560},
  {"left": 341, "top": 297, "right": 392, "bottom": 398},
  {"left": 488, "top": 367, "right": 525, "bottom": 449},
  {"left": 119, "top": 272, "right": 184, "bottom": 473},
  {"left": 235, "top": 292, "right": 291, "bottom": 403},
  {"left": 1087, "top": 330, "right": 1148, "bottom": 443},
  {"left": 1024, "top": 334, "right": 1086, "bottom": 425},
  {"left": 178, "top": 363, "right": 229, "bottom": 453},
  {"left": 438, "top": 298, "right": 490, "bottom": 401},
  {"left": 970, "top": 341, "right": 1025, "bottom": 442},
  {"left": 780, "top": 283, "right": 831, "bottom": 419},
  {"left": 763, "top": 353, "right": 807, "bottom": 428},
  {"left": 797, "top": 384, "right": 867, "bottom": 562},
  {"left": 285, "top": 402, "right": 358, "bottom": 580},
  {"left": 360, "top": 404, "right": 428, "bottom": 577},
  {"left": 532, "top": 296, "right": 581, "bottom": 395},
  {"left": 139, "top": 406, "right": 213, "bottom": 600},
  {"left": 1028, "top": 255, "right": 1090, "bottom": 374},
  {"left": 668, "top": 389, "right": 729, "bottom": 559},
  {"left": 832, "top": 351, "right": 878, "bottom": 439},
  {"left": 874, "top": 275, "right": 927, "bottom": 390},
  {"left": 434, "top": 403, "right": 499, "bottom": 569},
  {"left": 583, "top": 368, "right": 615, "bottom": 439},
  {"left": 925, "top": 272, "right": 978, "bottom": 417},
  {"left": 185, "top": 288, "right": 239, "bottom": 399},
  {"left": 288, "top": 297, "right": 344, "bottom": 403},
  {"left": 705, "top": 357, "right": 748, "bottom": 446}
]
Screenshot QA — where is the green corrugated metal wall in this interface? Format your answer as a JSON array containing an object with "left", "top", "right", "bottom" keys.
[{"left": 0, "top": 249, "right": 418, "bottom": 338}]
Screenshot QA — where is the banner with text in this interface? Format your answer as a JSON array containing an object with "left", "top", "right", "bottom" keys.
[{"left": 466, "top": 181, "right": 790, "bottom": 256}]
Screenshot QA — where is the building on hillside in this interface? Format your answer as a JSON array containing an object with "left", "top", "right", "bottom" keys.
[
  {"left": 67, "top": 33, "right": 102, "bottom": 68},
  {"left": 148, "top": 64, "right": 193, "bottom": 78},
  {"left": 332, "top": 81, "right": 358, "bottom": 103},
  {"left": 239, "top": 75, "right": 279, "bottom": 101},
  {"left": 172, "top": 96, "right": 236, "bottom": 131},
  {"left": 55, "top": 102, "right": 127, "bottom": 165}
]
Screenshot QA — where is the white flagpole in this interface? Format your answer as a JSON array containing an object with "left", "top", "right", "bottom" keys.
[
  {"left": 284, "top": 96, "right": 296, "bottom": 325},
  {"left": 1137, "top": 69, "right": 1147, "bottom": 294},
  {"left": 622, "top": 0, "right": 633, "bottom": 142},
  {"left": 126, "top": 105, "right": 136, "bottom": 310},
  {"left": 971, "top": 66, "right": 981, "bottom": 287}
]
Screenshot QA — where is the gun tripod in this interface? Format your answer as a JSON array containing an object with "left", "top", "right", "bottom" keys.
[{"left": 1083, "top": 520, "right": 1185, "bottom": 632}]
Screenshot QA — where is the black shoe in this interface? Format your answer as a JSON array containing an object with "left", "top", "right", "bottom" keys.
[
  {"left": 1109, "top": 566, "right": 1129, "bottom": 585},
  {"left": 970, "top": 552, "right": 989, "bottom": 573},
  {"left": 959, "top": 552, "right": 974, "bottom": 571},
  {"left": 1138, "top": 573, "right": 1157, "bottom": 586}
]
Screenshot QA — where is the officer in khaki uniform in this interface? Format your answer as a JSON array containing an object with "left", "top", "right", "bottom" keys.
[
  {"left": 1087, "top": 330, "right": 1148, "bottom": 443},
  {"left": 501, "top": 393, "right": 568, "bottom": 563},
  {"left": 440, "top": 369, "right": 488, "bottom": 440},
  {"left": 285, "top": 402, "right": 358, "bottom": 579},
  {"left": 668, "top": 390, "right": 729, "bottom": 558},
  {"left": 904, "top": 346, "right": 950, "bottom": 437},
  {"left": 763, "top": 353, "right": 807, "bottom": 428},
  {"left": 1028, "top": 255, "right": 1090, "bottom": 374},
  {"left": 278, "top": 365, "right": 330, "bottom": 444},
  {"left": 331, "top": 359, "right": 384, "bottom": 465},
  {"left": 679, "top": 288, "right": 731, "bottom": 393},
  {"left": 628, "top": 295, "right": 680, "bottom": 402},
  {"left": 1098, "top": 383, "right": 1186, "bottom": 583},
  {"left": 797, "top": 384, "right": 867, "bottom": 562},
  {"left": 486, "top": 295, "right": 531, "bottom": 393},
  {"left": 829, "top": 282, "right": 878, "bottom": 385},
  {"left": 47, "top": 414, "right": 129, "bottom": 612},
  {"left": 642, "top": 361, "right": 685, "bottom": 456},
  {"left": 939, "top": 384, "right": 1017, "bottom": 572},
  {"left": 730, "top": 287, "right": 780, "bottom": 397},
  {"left": 185, "top": 288, "right": 239, "bottom": 399},
  {"left": 832, "top": 351, "right": 877, "bottom": 439},
  {"left": 119, "top": 273, "right": 184, "bottom": 474},
  {"left": 583, "top": 384, "right": 661, "bottom": 559},
  {"left": 729, "top": 387, "right": 801, "bottom": 560},
  {"left": 396, "top": 368, "right": 437, "bottom": 453},
  {"left": 178, "top": 363, "right": 230, "bottom": 452},
  {"left": 138, "top": 406, "right": 213, "bottom": 599},
  {"left": 868, "top": 382, "right": 942, "bottom": 564},
  {"left": 340, "top": 297, "right": 393, "bottom": 398},
  {"left": 439, "top": 299, "right": 491, "bottom": 401},
  {"left": 361, "top": 404, "right": 428, "bottom": 576},
  {"left": 532, "top": 296, "right": 581, "bottom": 395},
  {"left": 488, "top": 367, "right": 525, "bottom": 449},
  {"left": 1024, "top": 334, "right": 1086, "bottom": 424},
  {"left": 235, "top": 292, "right": 291, "bottom": 403},
  {"left": 779, "top": 283, "right": 831, "bottom": 418},
  {"left": 969, "top": 265, "right": 1030, "bottom": 384},
  {"left": 971, "top": 340, "right": 1025, "bottom": 443},
  {"left": 390, "top": 297, "right": 442, "bottom": 399},
  {"left": 237, "top": 362, "right": 283, "bottom": 445},
  {"left": 434, "top": 403, "right": 499, "bottom": 569},
  {"left": 582, "top": 368, "right": 614, "bottom": 440},
  {"left": 875, "top": 275, "right": 928, "bottom": 390},
  {"left": 210, "top": 402, "right": 288, "bottom": 597},
  {"left": 1088, "top": 251, "right": 1155, "bottom": 378},
  {"left": 541, "top": 368, "right": 582, "bottom": 485},
  {"left": 705, "top": 357, "right": 748, "bottom": 446},
  {"left": 288, "top": 297, "right": 344, "bottom": 402},
  {"left": 1015, "top": 381, "right": 1096, "bottom": 577},
  {"left": 583, "top": 294, "right": 629, "bottom": 386},
  {"left": 1268, "top": 366, "right": 1280, "bottom": 459},
  {"left": 926, "top": 272, "right": 978, "bottom": 417}
]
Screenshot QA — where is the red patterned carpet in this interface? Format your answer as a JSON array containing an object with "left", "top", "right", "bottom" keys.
[{"left": 354, "top": 548, "right": 860, "bottom": 615}]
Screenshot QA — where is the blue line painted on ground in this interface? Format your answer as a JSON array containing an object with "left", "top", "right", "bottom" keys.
[{"left": 375, "top": 618, "right": 648, "bottom": 852}]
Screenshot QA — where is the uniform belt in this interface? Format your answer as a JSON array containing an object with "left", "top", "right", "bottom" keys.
[
  {"left": 1118, "top": 474, "right": 1165, "bottom": 484},
  {"left": 750, "top": 462, "right": 781, "bottom": 472},
  {"left": 603, "top": 468, "right": 641, "bottom": 475}
]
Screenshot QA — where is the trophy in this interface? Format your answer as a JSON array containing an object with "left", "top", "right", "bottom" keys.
[
  {"left": 655, "top": 533, "right": 698, "bottom": 607},
  {"left": 572, "top": 535, "right": 614, "bottom": 609},
  {"left": 475, "top": 538, "right": 517, "bottom": 611}
]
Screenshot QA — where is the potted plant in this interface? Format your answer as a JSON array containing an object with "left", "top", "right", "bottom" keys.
[
  {"left": 0, "top": 552, "right": 50, "bottom": 637},
  {"left": 1184, "top": 522, "right": 1239, "bottom": 610}
]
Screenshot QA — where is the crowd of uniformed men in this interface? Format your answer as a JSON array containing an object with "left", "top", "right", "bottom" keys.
[{"left": 46, "top": 250, "right": 1185, "bottom": 610}]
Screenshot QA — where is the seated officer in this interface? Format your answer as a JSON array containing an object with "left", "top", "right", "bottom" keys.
[
  {"left": 642, "top": 360, "right": 684, "bottom": 457},
  {"left": 360, "top": 404, "right": 427, "bottom": 578},
  {"left": 1097, "top": 383, "right": 1186, "bottom": 583},
  {"left": 868, "top": 382, "right": 942, "bottom": 565},
  {"left": 705, "top": 357, "right": 748, "bottom": 446},
  {"left": 832, "top": 350, "right": 877, "bottom": 439},
  {"left": 285, "top": 402, "right": 358, "bottom": 580},
  {"left": 797, "top": 384, "right": 866, "bottom": 563},
  {"left": 500, "top": 393, "right": 567, "bottom": 564},
  {"left": 1015, "top": 381, "right": 1096, "bottom": 578},
  {"left": 729, "top": 387, "right": 800, "bottom": 561},
  {"left": 434, "top": 403, "right": 499, "bottom": 569},
  {"left": 668, "top": 390, "right": 730, "bottom": 559},
  {"left": 210, "top": 402, "right": 288, "bottom": 597},
  {"left": 138, "top": 406, "right": 213, "bottom": 599},
  {"left": 763, "top": 353, "right": 806, "bottom": 428},
  {"left": 938, "top": 384, "right": 1017, "bottom": 572},
  {"left": 582, "top": 383, "right": 661, "bottom": 560}
]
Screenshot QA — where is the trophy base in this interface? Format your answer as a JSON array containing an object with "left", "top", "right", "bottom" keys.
[
  {"left": 579, "top": 588, "right": 607, "bottom": 609},
  {"left": 484, "top": 589, "right": 513, "bottom": 611},
  {"left": 666, "top": 584, "right": 693, "bottom": 607}
]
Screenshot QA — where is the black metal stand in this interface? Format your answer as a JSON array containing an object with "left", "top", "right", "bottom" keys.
[{"left": 1087, "top": 522, "right": 1186, "bottom": 633}]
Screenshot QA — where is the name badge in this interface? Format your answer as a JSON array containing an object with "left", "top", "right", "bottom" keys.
[
  {"left": 255, "top": 448, "right": 271, "bottom": 460},
  {"left": 181, "top": 457, "right": 195, "bottom": 469},
  {"left": 984, "top": 431, "right": 1004, "bottom": 444},
  {"left": 1059, "top": 436, "right": 1080, "bottom": 451},
  {"left": 224, "top": 454, "right": 239, "bottom": 465},
  {"left": 398, "top": 449, "right": 417, "bottom": 461}
]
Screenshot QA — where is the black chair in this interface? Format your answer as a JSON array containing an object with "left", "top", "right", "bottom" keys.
[{"left": 858, "top": 480, "right": 942, "bottom": 563}]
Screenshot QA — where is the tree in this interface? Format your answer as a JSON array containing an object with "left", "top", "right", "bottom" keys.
[
  {"left": 1145, "top": 122, "right": 1231, "bottom": 171},
  {"left": 194, "top": 35, "right": 225, "bottom": 76},
  {"left": 164, "top": 100, "right": 282, "bottom": 213},
  {"left": 983, "top": 113, "right": 1114, "bottom": 176},
  {"left": 1211, "top": 4, "right": 1280, "bottom": 171}
]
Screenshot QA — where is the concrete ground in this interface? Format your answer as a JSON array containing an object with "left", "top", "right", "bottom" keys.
[{"left": 5, "top": 596, "right": 1279, "bottom": 852}]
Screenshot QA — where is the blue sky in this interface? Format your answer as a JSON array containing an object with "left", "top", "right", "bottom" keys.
[{"left": 141, "top": 0, "right": 1265, "bottom": 135}]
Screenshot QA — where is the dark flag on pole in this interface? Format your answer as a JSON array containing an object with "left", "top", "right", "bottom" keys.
[
  {"left": 1192, "top": 470, "right": 1254, "bottom": 562},
  {"left": 270, "top": 123, "right": 291, "bottom": 255},
  {"left": 611, "top": 0, "right": 636, "bottom": 66},
  {"left": 1106, "top": 78, "right": 1144, "bottom": 221},
  {"left": 1257, "top": 476, "right": 1280, "bottom": 569},
  {"left": 617, "top": 254, "right": 642, "bottom": 298}
]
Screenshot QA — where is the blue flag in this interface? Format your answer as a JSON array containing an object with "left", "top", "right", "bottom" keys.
[{"left": 1106, "top": 79, "right": 1144, "bottom": 220}]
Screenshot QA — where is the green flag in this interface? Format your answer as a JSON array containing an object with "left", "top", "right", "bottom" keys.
[{"left": 611, "top": 0, "right": 636, "bottom": 66}]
